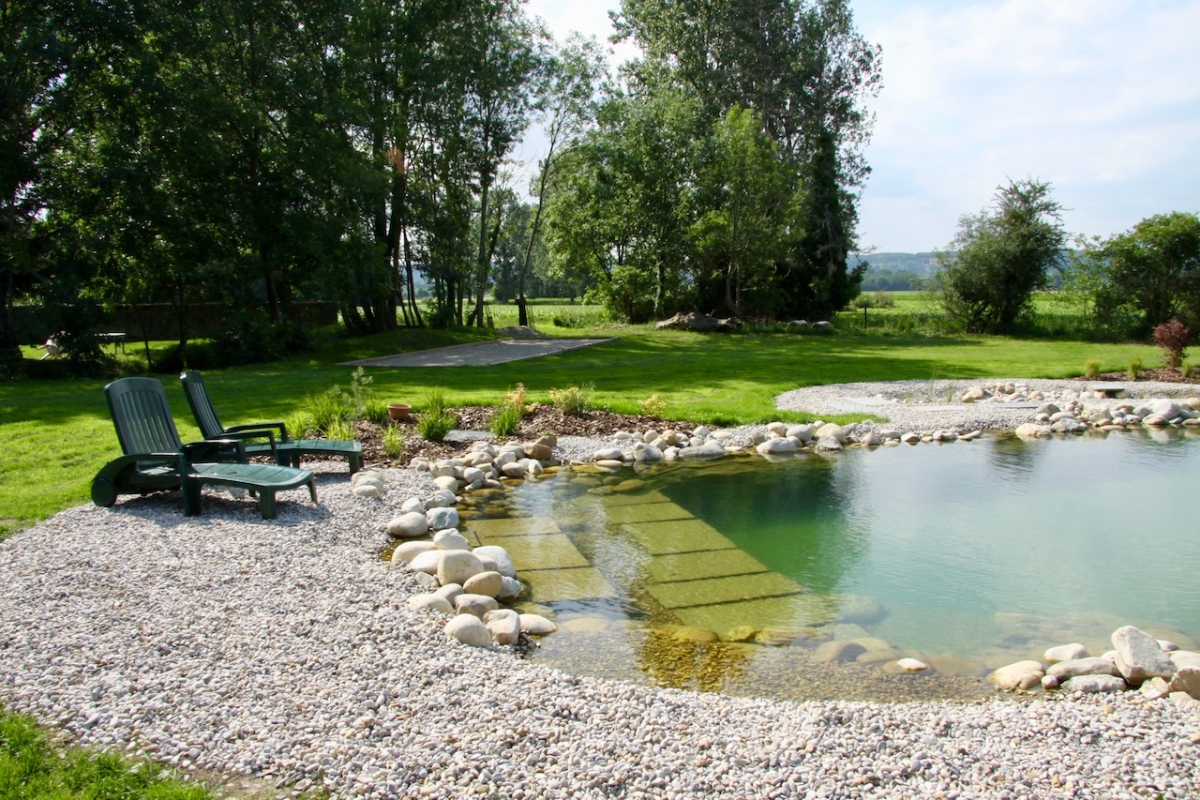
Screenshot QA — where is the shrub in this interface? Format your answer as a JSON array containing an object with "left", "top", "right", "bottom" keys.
[
  {"left": 304, "top": 387, "right": 351, "bottom": 434},
  {"left": 549, "top": 384, "right": 593, "bottom": 416},
  {"left": 285, "top": 411, "right": 316, "bottom": 439},
  {"left": 1181, "top": 359, "right": 1193, "bottom": 379},
  {"left": 416, "top": 409, "right": 456, "bottom": 441},
  {"left": 383, "top": 425, "right": 405, "bottom": 459},
  {"left": 1127, "top": 358, "right": 1142, "bottom": 380},
  {"left": 1084, "top": 359, "right": 1102, "bottom": 379},
  {"left": 1153, "top": 318, "right": 1190, "bottom": 369},
  {"left": 639, "top": 394, "right": 667, "bottom": 418},
  {"left": 325, "top": 418, "right": 357, "bottom": 442},
  {"left": 363, "top": 396, "right": 390, "bottom": 425},
  {"left": 489, "top": 403, "right": 524, "bottom": 437}
]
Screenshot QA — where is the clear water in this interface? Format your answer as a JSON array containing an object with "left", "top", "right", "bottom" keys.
[
  {"left": 656, "top": 431, "right": 1200, "bottom": 656},
  {"left": 461, "top": 430, "right": 1200, "bottom": 699}
]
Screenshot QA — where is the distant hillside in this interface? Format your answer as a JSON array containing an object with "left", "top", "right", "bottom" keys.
[{"left": 849, "top": 252, "right": 938, "bottom": 276}]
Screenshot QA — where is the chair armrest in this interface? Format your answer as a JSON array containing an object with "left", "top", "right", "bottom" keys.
[
  {"left": 211, "top": 429, "right": 278, "bottom": 458},
  {"left": 181, "top": 438, "right": 247, "bottom": 464},
  {"left": 226, "top": 421, "right": 290, "bottom": 442}
]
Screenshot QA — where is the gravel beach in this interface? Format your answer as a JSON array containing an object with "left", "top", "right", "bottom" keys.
[{"left": 2, "top": 380, "right": 1199, "bottom": 799}]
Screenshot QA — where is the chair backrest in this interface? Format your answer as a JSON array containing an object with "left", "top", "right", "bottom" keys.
[
  {"left": 105, "top": 378, "right": 184, "bottom": 456},
  {"left": 180, "top": 370, "right": 225, "bottom": 439}
]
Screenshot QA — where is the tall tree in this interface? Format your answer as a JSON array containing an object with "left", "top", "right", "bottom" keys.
[{"left": 936, "top": 178, "right": 1068, "bottom": 334}]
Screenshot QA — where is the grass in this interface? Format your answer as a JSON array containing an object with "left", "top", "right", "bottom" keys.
[
  {"left": 0, "top": 706, "right": 217, "bottom": 799},
  {"left": 0, "top": 320, "right": 1169, "bottom": 540}
]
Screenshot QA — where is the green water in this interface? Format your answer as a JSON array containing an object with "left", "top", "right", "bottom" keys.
[{"left": 461, "top": 430, "right": 1200, "bottom": 700}]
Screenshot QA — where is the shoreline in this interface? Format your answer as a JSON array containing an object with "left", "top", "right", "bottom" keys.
[{"left": 2, "top": 380, "right": 1199, "bottom": 798}]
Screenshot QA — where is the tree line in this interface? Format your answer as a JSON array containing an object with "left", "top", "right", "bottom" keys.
[{"left": 1, "top": 0, "right": 881, "bottom": 370}]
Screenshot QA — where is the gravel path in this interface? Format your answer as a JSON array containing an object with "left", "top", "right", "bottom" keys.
[{"left": 3, "top": 384, "right": 1200, "bottom": 798}]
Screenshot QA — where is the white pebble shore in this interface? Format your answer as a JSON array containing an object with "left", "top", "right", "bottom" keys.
[{"left": 3, "top": 401, "right": 1200, "bottom": 797}]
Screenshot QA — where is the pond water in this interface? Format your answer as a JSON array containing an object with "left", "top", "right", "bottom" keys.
[{"left": 454, "top": 430, "right": 1200, "bottom": 702}]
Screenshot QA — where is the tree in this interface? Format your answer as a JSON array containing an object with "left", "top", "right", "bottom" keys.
[
  {"left": 936, "top": 178, "right": 1067, "bottom": 334},
  {"left": 1078, "top": 212, "right": 1200, "bottom": 337}
]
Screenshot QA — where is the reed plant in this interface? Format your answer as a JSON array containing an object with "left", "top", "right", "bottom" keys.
[
  {"left": 549, "top": 384, "right": 594, "bottom": 416},
  {"left": 1127, "top": 358, "right": 1143, "bottom": 380},
  {"left": 1084, "top": 359, "right": 1102, "bottom": 378}
]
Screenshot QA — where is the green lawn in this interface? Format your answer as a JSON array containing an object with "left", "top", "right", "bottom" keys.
[{"left": 0, "top": 325, "right": 1161, "bottom": 540}]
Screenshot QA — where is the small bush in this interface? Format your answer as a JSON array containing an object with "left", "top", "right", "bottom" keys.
[
  {"left": 364, "top": 396, "right": 390, "bottom": 425},
  {"left": 420, "top": 388, "right": 447, "bottom": 416},
  {"left": 1153, "top": 318, "right": 1190, "bottom": 369},
  {"left": 639, "top": 394, "right": 667, "bottom": 418},
  {"left": 489, "top": 403, "right": 524, "bottom": 437},
  {"left": 383, "top": 425, "right": 405, "bottom": 459},
  {"left": 551, "top": 310, "right": 593, "bottom": 328},
  {"left": 549, "top": 384, "right": 593, "bottom": 416},
  {"left": 304, "top": 387, "right": 351, "bottom": 434},
  {"left": 873, "top": 291, "right": 896, "bottom": 308},
  {"left": 1084, "top": 358, "right": 1102, "bottom": 379},
  {"left": 417, "top": 409, "right": 456, "bottom": 441},
  {"left": 504, "top": 382, "right": 527, "bottom": 409},
  {"left": 325, "top": 418, "right": 356, "bottom": 442},
  {"left": 1181, "top": 359, "right": 1193, "bottom": 379},
  {"left": 284, "top": 411, "right": 316, "bottom": 439},
  {"left": 1127, "top": 357, "right": 1143, "bottom": 380}
]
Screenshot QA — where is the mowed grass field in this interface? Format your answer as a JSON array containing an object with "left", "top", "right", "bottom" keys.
[{"left": 0, "top": 315, "right": 1163, "bottom": 539}]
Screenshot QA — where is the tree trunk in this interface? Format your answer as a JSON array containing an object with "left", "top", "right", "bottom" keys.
[{"left": 0, "top": 266, "right": 20, "bottom": 369}]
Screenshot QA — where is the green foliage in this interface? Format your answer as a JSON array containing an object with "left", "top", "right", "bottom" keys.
[
  {"left": 212, "top": 318, "right": 313, "bottom": 368},
  {"left": 639, "top": 394, "right": 667, "bottom": 417},
  {"left": 416, "top": 388, "right": 456, "bottom": 441},
  {"left": 1153, "top": 318, "right": 1190, "bottom": 369},
  {"left": 1085, "top": 359, "right": 1103, "bottom": 379},
  {"left": 937, "top": 178, "right": 1068, "bottom": 333},
  {"left": 490, "top": 404, "right": 525, "bottom": 437},
  {"left": 1080, "top": 212, "right": 1200, "bottom": 337},
  {"left": 304, "top": 388, "right": 352, "bottom": 435},
  {"left": 1181, "top": 359, "right": 1193, "bottom": 379},
  {"left": 1127, "top": 358, "right": 1142, "bottom": 380},
  {"left": 383, "top": 425, "right": 405, "bottom": 460},
  {"left": 549, "top": 383, "right": 594, "bottom": 416},
  {"left": 325, "top": 418, "right": 356, "bottom": 443}
]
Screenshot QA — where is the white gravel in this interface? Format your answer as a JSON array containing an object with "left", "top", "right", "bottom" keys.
[{"left": 3, "top": 402, "right": 1200, "bottom": 798}]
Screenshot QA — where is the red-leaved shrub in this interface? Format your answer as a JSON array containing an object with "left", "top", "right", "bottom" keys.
[{"left": 1153, "top": 318, "right": 1190, "bottom": 370}]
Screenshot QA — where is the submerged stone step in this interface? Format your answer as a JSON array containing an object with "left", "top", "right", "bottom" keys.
[
  {"left": 646, "top": 572, "right": 803, "bottom": 610},
  {"left": 598, "top": 489, "right": 672, "bottom": 507},
  {"left": 602, "top": 501, "right": 695, "bottom": 524},
  {"left": 620, "top": 518, "right": 738, "bottom": 555},
  {"left": 466, "top": 517, "right": 561, "bottom": 539},
  {"left": 499, "top": 533, "right": 591, "bottom": 571},
  {"left": 673, "top": 594, "right": 840, "bottom": 637},
  {"left": 523, "top": 566, "right": 617, "bottom": 602},
  {"left": 647, "top": 549, "right": 769, "bottom": 583}
]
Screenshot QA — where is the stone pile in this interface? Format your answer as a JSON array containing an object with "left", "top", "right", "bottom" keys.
[
  {"left": 384, "top": 483, "right": 556, "bottom": 649},
  {"left": 989, "top": 625, "right": 1200, "bottom": 706}
]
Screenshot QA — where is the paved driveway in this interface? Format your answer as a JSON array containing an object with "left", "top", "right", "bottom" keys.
[{"left": 340, "top": 337, "right": 615, "bottom": 368}]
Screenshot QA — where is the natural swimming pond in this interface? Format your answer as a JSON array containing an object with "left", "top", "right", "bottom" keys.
[{"left": 455, "top": 430, "right": 1200, "bottom": 702}]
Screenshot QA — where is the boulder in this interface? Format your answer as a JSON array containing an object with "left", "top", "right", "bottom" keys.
[
  {"left": 524, "top": 443, "right": 553, "bottom": 461},
  {"left": 426, "top": 506, "right": 460, "bottom": 531},
  {"left": 896, "top": 658, "right": 928, "bottom": 672},
  {"left": 1061, "top": 675, "right": 1127, "bottom": 694},
  {"left": 676, "top": 442, "right": 727, "bottom": 461},
  {"left": 472, "top": 545, "right": 516, "bottom": 579},
  {"left": 989, "top": 660, "right": 1045, "bottom": 691},
  {"left": 433, "top": 475, "right": 460, "bottom": 493},
  {"left": 786, "top": 424, "right": 814, "bottom": 442},
  {"left": 757, "top": 438, "right": 798, "bottom": 455},
  {"left": 463, "top": 571, "right": 503, "bottom": 599},
  {"left": 1140, "top": 676, "right": 1172, "bottom": 700},
  {"left": 483, "top": 609, "right": 521, "bottom": 645},
  {"left": 444, "top": 614, "right": 491, "bottom": 648},
  {"left": 1015, "top": 423, "right": 1051, "bottom": 440},
  {"left": 1169, "top": 651, "right": 1200, "bottom": 671},
  {"left": 1112, "top": 625, "right": 1175, "bottom": 686},
  {"left": 391, "top": 540, "right": 436, "bottom": 565},
  {"left": 498, "top": 576, "right": 524, "bottom": 602},
  {"left": 454, "top": 593, "right": 499, "bottom": 618},
  {"left": 1047, "top": 657, "right": 1119, "bottom": 681},
  {"left": 435, "top": 583, "right": 464, "bottom": 604},
  {"left": 353, "top": 484, "right": 381, "bottom": 499},
  {"left": 400, "top": 497, "right": 426, "bottom": 514},
  {"left": 1044, "top": 643, "right": 1088, "bottom": 664},
  {"left": 500, "top": 462, "right": 527, "bottom": 479},
  {"left": 594, "top": 447, "right": 624, "bottom": 461},
  {"left": 437, "top": 550, "right": 484, "bottom": 587},
  {"left": 412, "top": 571, "right": 439, "bottom": 591},
  {"left": 407, "top": 594, "right": 453, "bottom": 614},
  {"left": 1169, "top": 666, "right": 1200, "bottom": 700},
  {"left": 816, "top": 423, "right": 846, "bottom": 442},
  {"left": 518, "top": 613, "right": 558, "bottom": 636},
  {"left": 407, "top": 550, "right": 442, "bottom": 575},
  {"left": 815, "top": 438, "right": 843, "bottom": 451},
  {"left": 961, "top": 387, "right": 988, "bottom": 403},
  {"left": 432, "top": 529, "right": 470, "bottom": 551},
  {"left": 632, "top": 443, "right": 664, "bottom": 462},
  {"left": 814, "top": 640, "right": 867, "bottom": 663}
]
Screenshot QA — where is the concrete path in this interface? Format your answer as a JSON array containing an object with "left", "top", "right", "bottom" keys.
[{"left": 339, "top": 337, "right": 615, "bottom": 368}]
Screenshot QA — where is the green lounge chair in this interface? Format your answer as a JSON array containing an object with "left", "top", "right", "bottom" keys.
[
  {"left": 180, "top": 370, "right": 363, "bottom": 474},
  {"left": 92, "top": 377, "right": 317, "bottom": 519}
]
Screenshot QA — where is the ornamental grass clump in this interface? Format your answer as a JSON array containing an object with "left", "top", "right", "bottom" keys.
[
  {"left": 1127, "top": 358, "right": 1143, "bottom": 381},
  {"left": 639, "top": 393, "right": 667, "bottom": 418},
  {"left": 1153, "top": 318, "right": 1190, "bottom": 371},
  {"left": 416, "top": 389, "right": 456, "bottom": 441},
  {"left": 490, "top": 383, "right": 529, "bottom": 436},
  {"left": 383, "top": 424, "right": 405, "bottom": 459},
  {"left": 549, "top": 384, "right": 593, "bottom": 416},
  {"left": 1084, "top": 359, "right": 1102, "bottom": 379}
]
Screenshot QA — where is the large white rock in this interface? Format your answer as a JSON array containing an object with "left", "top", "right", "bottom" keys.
[
  {"left": 1061, "top": 674, "right": 1127, "bottom": 694},
  {"left": 407, "top": 594, "right": 453, "bottom": 614},
  {"left": 816, "top": 423, "right": 846, "bottom": 442},
  {"left": 407, "top": 550, "right": 443, "bottom": 575},
  {"left": 498, "top": 576, "right": 524, "bottom": 602},
  {"left": 814, "top": 641, "right": 867, "bottom": 663},
  {"left": 433, "top": 475, "right": 460, "bottom": 493},
  {"left": 785, "top": 424, "right": 814, "bottom": 442},
  {"left": 387, "top": 511, "right": 429, "bottom": 538},
  {"left": 1044, "top": 643, "right": 1089, "bottom": 664},
  {"left": 1015, "top": 423, "right": 1051, "bottom": 440},
  {"left": 1112, "top": 625, "right": 1175, "bottom": 686},
  {"left": 437, "top": 550, "right": 484, "bottom": 587},
  {"left": 353, "top": 484, "right": 381, "bottom": 499},
  {"left": 677, "top": 442, "right": 726, "bottom": 461},
  {"left": 1047, "top": 657, "right": 1119, "bottom": 681},
  {"left": 484, "top": 609, "right": 521, "bottom": 645},
  {"left": 426, "top": 506, "right": 460, "bottom": 531},
  {"left": 400, "top": 497, "right": 426, "bottom": 514},
  {"left": 454, "top": 593, "right": 499, "bottom": 618},
  {"left": 1169, "top": 666, "right": 1200, "bottom": 700},
  {"left": 500, "top": 462, "right": 527, "bottom": 478},
  {"left": 391, "top": 540, "right": 435, "bottom": 565},
  {"left": 463, "top": 571, "right": 503, "bottom": 598},
  {"left": 1170, "top": 651, "right": 1200, "bottom": 671},
  {"left": 896, "top": 658, "right": 928, "bottom": 672},
  {"left": 444, "top": 614, "right": 491, "bottom": 648},
  {"left": 519, "top": 613, "right": 558, "bottom": 636},
  {"left": 757, "top": 438, "right": 798, "bottom": 455},
  {"left": 633, "top": 443, "right": 664, "bottom": 462},
  {"left": 472, "top": 545, "right": 516, "bottom": 579},
  {"left": 432, "top": 529, "right": 470, "bottom": 551},
  {"left": 989, "top": 660, "right": 1045, "bottom": 691},
  {"left": 593, "top": 447, "right": 624, "bottom": 461},
  {"left": 435, "top": 583, "right": 463, "bottom": 604}
]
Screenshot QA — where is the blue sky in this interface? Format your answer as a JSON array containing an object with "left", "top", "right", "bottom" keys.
[{"left": 521, "top": 0, "right": 1200, "bottom": 252}]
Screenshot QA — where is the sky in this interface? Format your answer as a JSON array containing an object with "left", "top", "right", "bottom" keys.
[{"left": 521, "top": 0, "right": 1200, "bottom": 253}]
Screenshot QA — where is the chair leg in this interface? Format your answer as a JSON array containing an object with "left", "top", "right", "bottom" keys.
[
  {"left": 306, "top": 477, "right": 317, "bottom": 504},
  {"left": 348, "top": 453, "right": 363, "bottom": 474},
  {"left": 258, "top": 491, "right": 278, "bottom": 519},
  {"left": 182, "top": 479, "right": 203, "bottom": 516}
]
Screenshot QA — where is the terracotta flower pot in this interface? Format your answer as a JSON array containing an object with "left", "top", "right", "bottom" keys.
[{"left": 387, "top": 403, "right": 411, "bottom": 421}]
